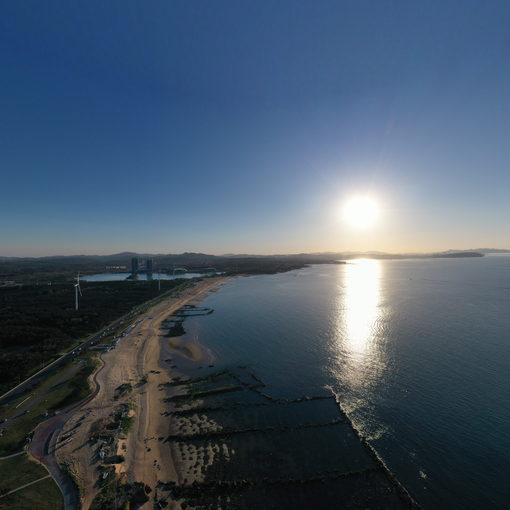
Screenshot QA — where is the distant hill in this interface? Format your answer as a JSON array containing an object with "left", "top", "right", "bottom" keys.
[
  {"left": 447, "top": 248, "right": 510, "bottom": 254},
  {"left": 1, "top": 249, "right": 496, "bottom": 266},
  {"left": 0, "top": 249, "right": 491, "bottom": 283}
]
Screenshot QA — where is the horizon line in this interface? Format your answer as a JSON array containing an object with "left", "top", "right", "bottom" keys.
[{"left": 2, "top": 248, "right": 510, "bottom": 260}]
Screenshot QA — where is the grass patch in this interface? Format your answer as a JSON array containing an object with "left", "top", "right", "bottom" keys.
[
  {"left": 53, "top": 355, "right": 99, "bottom": 410},
  {"left": 0, "top": 454, "right": 46, "bottom": 493},
  {"left": 0, "top": 477, "right": 63, "bottom": 510},
  {"left": 0, "top": 354, "right": 99, "bottom": 456},
  {"left": 90, "top": 479, "right": 148, "bottom": 510},
  {"left": 120, "top": 416, "right": 134, "bottom": 434},
  {"left": 0, "top": 454, "right": 63, "bottom": 510}
]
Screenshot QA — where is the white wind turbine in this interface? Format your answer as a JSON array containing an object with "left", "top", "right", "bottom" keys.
[{"left": 74, "top": 272, "right": 82, "bottom": 311}]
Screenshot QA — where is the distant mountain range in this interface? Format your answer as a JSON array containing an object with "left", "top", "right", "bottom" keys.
[
  {"left": 442, "top": 248, "right": 510, "bottom": 254},
  {"left": 2, "top": 249, "right": 507, "bottom": 282},
  {"left": 2, "top": 248, "right": 509, "bottom": 264}
]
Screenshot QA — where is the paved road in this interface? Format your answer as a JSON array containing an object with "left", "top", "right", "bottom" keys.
[
  {"left": 0, "top": 284, "right": 185, "bottom": 407},
  {"left": 0, "top": 318, "right": 124, "bottom": 407},
  {"left": 0, "top": 474, "right": 51, "bottom": 499},
  {"left": 0, "top": 362, "right": 85, "bottom": 445},
  {"left": 28, "top": 358, "right": 104, "bottom": 510}
]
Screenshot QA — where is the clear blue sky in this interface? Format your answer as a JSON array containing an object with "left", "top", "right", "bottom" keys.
[{"left": 1, "top": 1, "right": 509, "bottom": 256}]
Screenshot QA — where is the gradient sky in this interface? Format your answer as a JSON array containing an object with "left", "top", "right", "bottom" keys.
[{"left": 1, "top": 1, "right": 510, "bottom": 256}]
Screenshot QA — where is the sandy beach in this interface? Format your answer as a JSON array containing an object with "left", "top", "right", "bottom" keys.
[{"left": 55, "top": 276, "right": 230, "bottom": 509}]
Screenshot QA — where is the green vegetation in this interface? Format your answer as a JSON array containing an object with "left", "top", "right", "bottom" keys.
[
  {"left": 0, "top": 454, "right": 45, "bottom": 493},
  {"left": 54, "top": 355, "right": 99, "bottom": 410},
  {"left": 60, "top": 461, "right": 83, "bottom": 499},
  {"left": 120, "top": 416, "right": 134, "bottom": 434},
  {"left": 0, "top": 477, "right": 63, "bottom": 510},
  {"left": 114, "top": 383, "right": 133, "bottom": 400},
  {"left": 0, "top": 454, "right": 63, "bottom": 510},
  {"left": 97, "top": 465, "right": 115, "bottom": 489},
  {"left": 0, "top": 252, "right": 326, "bottom": 285},
  {"left": 0, "top": 354, "right": 98, "bottom": 456},
  {"left": 90, "top": 478, "right": 148, "bottom": 510},
  {"left": 0, "top": 278, "right": 187, "bottom": 393},
  {"left": 104, "top": 454, "right": 125, "bottom": 465}
]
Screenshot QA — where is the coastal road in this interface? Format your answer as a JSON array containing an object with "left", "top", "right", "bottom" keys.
[
  {"left": 28, "top": 416, "right": 80, "bottom": 509},
  {"left": 28, "top": 355, "right": 105, "bottom": 510},
  {"left": 0, "top": 282, "right": 191, "bottom": 407},
  {"left": 0, "top": 361, "right": 83, "bottom": 438}
]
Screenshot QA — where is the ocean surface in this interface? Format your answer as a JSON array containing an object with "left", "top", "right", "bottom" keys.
[{"left": 179, "top": 256, "right": 510, "bottom": 509}]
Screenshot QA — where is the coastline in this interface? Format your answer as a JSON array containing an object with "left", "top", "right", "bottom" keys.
[
  {"left": 53, "top": 276, "right": 230, "bottom": 509},
  {"left": 36, "top": 269, "right": 418, "bottom": 509}
]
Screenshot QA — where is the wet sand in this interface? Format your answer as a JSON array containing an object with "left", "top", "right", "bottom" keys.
[{"left": 166, "top": 336, "right": 204, "bottom": 362}]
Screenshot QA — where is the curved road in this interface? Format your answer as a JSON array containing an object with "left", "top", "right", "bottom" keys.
[
  {"left": 0, "top": 285, "right": 184, "bottom": 407},
  {"left": 28, "top": 357, "right": 105, "bottom": 510}
]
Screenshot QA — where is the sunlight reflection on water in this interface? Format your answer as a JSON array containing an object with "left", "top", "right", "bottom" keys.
[
  {"left": 335, "top": 259, "right": 384, "bottom": 387},
  {"left": 344, "top": 259, "right": 381, "bottom": 354}
]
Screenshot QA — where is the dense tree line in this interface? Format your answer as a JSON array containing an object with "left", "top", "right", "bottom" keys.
[
  {"left": 0, "top": 253, "right": 333, "bottom": 283},
  {"left": 0, "top": 279, "right": 185, "bottom": 391}
]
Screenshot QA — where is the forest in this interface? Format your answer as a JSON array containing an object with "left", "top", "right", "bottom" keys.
[{"left": 0, "top": 279, "right": 186, "bottom": 393}]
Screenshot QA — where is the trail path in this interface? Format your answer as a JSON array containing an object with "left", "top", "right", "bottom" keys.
[
  {"left": 0, "top": 474, "right": 51, "bottom": 499},
  {"left": 0, "top": 451, "right": 25, "bottom": 460}
]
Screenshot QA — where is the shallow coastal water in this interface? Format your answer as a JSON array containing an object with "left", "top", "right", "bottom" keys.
[{"left": 178, "top": 255, "right": 510, "bottom": 509}]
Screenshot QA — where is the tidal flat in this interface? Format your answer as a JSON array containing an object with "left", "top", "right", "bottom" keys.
[{"left": 160, "top": 366, "right": 417, "bottom": 509}]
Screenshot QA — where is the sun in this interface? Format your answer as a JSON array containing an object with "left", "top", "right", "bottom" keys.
[{"left": 342, "top": 196, "right": 379, "bottom": 229}]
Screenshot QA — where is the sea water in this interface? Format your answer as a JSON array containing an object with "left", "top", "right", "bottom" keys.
[{"left": 178, "top": 255, "right": 510, "bottom": 509}]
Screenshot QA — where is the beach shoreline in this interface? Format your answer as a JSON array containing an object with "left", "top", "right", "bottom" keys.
[{"left": 54, "top": 276, "right": 230, "bottom": 509}]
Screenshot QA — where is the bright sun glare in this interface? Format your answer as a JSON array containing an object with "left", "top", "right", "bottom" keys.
[{"left": 342, "top": 196, "right": 379, "bottom": 229}]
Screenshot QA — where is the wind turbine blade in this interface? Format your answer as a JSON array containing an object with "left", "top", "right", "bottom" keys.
[{"left": 78, "top": 285, "right": 82, "bottom": 296}]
